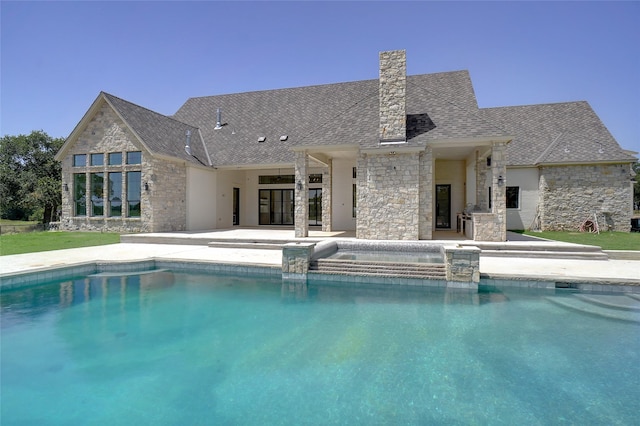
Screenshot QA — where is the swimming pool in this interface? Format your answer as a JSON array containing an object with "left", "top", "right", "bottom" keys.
[{"left": 2, "top": 270, "right": 638, "bottom": 424}]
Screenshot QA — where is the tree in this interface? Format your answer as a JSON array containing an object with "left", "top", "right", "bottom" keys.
[{"left": 0, "top": 131, "right": 65, "bottom": 223}]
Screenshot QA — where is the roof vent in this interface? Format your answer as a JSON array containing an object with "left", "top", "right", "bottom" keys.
[
  {"left": 185, "top": 130, "right": 192, "bottom": 156},
  {"left": 280, "top": 135, "right": 288, "bottom": 141},
  {"left": 214, "top": 108, "right": 223, "bottom": 130},
  {"left": 258, "top": 136, "right": 266, "bottom": 143}
]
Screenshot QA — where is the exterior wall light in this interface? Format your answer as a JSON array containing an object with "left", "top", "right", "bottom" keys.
[
  {"left": 144, "top": 182, "right": 149, "bottom": 191},
  {"left": 63, "top": 183, "right": 68, "bottom": 192},
  {"left": 497, "top": 175, "right": 504, "bottom": 186},
  {"left": 297, "top": 181, "right": 302, "bottom": 191}
]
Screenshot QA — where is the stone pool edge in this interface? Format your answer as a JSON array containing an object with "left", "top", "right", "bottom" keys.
[{"left": 1, "top": 256, "right": 638, "bottom": 294}]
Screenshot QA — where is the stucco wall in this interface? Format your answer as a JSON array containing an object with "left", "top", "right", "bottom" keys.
[
  {"left": 331, "top": 159, "right": 357, "bottom": 231},
  {"left": 186, "top": 166, "right": 217, "bottom": 230},
  {"left": 505, "top": 167, "right": 539, "bottom": 230},
  {"left": 538, "top": 163, "right": 633, "bottom": 232}
]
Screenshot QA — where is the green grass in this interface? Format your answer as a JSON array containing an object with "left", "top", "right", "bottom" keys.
[
  {"left": 0, "top": 219, "right": 39, "bottom": 226},
  {"left": 0, "top": 231, "right": 120, "bottom": 256},
  {"left": 520, "top": 230, "right": 640, "bottom": 251}
]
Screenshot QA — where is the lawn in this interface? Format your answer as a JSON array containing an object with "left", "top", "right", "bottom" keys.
[
  {"left": 521, "top": 230, "right": 640, "bottom": 251},
  {"left": 0, "top": 231, "right": 120, "bottom": 256}
]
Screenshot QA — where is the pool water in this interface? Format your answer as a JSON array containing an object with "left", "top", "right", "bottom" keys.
[
  {"left": 1, "top": 271, "right": 639, "bottom": 425},
  {"left": 327, "top": 250, "right": 444, "bottom": 263}
]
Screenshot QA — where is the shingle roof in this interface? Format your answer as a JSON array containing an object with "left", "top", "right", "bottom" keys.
[
  {"left": 172, "top": 70, "right": 511, "bottom": 164},
  {"left": 103, "top": 93, "right": 209, "bottom": 166},
  {"left": 95, "top": 72, "right": 634, "bottom": 169},
  {"left": 481, "top": 102, "right": 636, "bottom": 166}
]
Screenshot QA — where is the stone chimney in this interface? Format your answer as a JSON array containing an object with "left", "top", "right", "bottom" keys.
[{"left": 379, "top": 50, "right": 406, "bottom": 142}]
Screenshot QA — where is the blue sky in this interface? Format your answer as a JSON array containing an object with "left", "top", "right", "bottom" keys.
[{"left": 2, "top": 1, "right": 639, "bottom": 156}]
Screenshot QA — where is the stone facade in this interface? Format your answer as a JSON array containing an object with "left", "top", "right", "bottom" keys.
[
  {"left": 59, "top": 103, "right": 187, "bottom": 233},
  {"left": 444, "top": 246, "right": 480, "bottom": 286},
  {"left": 538, "top": 163, "right": 633, "bottom": 232},
  {"left": 321, "top": 160, "right": 332, "bottom": 232},
  {"left": 357, "top": 152, "right": 420, "bottom": 240},
  {"left": 294, "top": 150, "right": 309, "bottom": 237},
  {"left": 379, "top": 50, "right": 406, "bottom": 141}
]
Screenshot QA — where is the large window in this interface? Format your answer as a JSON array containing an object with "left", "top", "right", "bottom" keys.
[
  {"left": 127, "top": 171, "right": 141, "bottom": 217},
  {"left": 73, "top": 173, "right": 86, "bottom": 216},
  {"left": 108, "top": 172, "right": 122, "bottom": 217},
  {"left": 90, "top": 173, "right": 104, "bottom": 216},
  {"left": 506, "top": 186, "right": 520, "bottom": 209}
]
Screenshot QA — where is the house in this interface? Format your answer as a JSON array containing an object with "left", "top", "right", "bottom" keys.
[{"left": 55, "top": 50, "right": 637, "bottom": 241}]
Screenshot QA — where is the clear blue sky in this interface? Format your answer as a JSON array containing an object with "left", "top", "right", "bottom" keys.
[{"left": 2, "top": 1, "right": 639, "bottom": 156}]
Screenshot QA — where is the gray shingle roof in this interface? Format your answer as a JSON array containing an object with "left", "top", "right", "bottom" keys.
[
  {"left": 103, "top": 93, "right": 209, "bottom": 166},
  {"left": 98, "top": 71, "right": 634, "bottom": 169},
  {"left": 481, "top": 102, "right": 636, "bottom": 166},
  {"left": 172, "top": 70, "right": 511, "bottom": 164}
]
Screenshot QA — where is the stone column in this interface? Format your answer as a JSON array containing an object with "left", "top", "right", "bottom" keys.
[
  {"left": 419, "top": 147, "right": 433, "bottom": 240},
  {"left": 491, "top": 141, "right": 508, "bottom": 241},
  {"left": 379, "top": 50, "right": 406, "bottom": 142},
  {"left": 294, "top": 150, "right": 309, "bottom": 238},
  {"left": 322, "top": 160, "right": 332, "bottom": 232}
]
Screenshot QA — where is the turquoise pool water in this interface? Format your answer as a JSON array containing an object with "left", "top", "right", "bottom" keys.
[
  {"left": 327, "top": 250, "right": 444, "bottom": 263},
  {"left": 1, "top": 270, "right": 639, "bottom": 425}
]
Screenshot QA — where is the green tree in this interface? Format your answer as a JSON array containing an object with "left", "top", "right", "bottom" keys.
[{"left": 0, "top": 131, "right": 65, "bottom": 223}]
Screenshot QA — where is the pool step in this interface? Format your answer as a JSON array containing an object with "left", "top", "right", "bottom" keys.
[
  {"left": 546, "top": 294, "right": 640, "bottom": 324},
  {"left": 310, "top": 259, "right": 447, "bottom": 280}
]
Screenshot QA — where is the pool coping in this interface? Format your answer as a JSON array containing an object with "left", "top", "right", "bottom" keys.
[{"left": 2, "top": 255, "right": 639, "bottom": 294}]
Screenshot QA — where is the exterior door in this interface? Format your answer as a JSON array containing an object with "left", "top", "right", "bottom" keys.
[
  {"left": 436, "top": 184, "right": 451, "bottom": 229},
  {"left": 259, "top": 189, "right": 294, "bottom": 225},
  {"left": 233, "top": 188, "right": 240, "bottom": 225},
  {"left": 308, "top": 188, "right": 322, "bottom": 226}
]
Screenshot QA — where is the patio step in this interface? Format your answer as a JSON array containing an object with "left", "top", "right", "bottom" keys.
[
  {"left": 208, "top": 241, "right": 285, "bottom": 250},
  {"left": 546, "top": 294, "right": 640, "bottom": 324},
  {"left": 471, "top": 242, "right": 608, "bottom": 260},
  {"left": 310, "top": 259, "right": 447, "bottom": 280}
]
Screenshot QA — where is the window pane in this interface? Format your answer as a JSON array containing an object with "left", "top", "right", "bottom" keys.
[
  {"left": 90, "top": 173, "right": 104, "bottom": 216},
  {"left": 74, "top": 173, "right": 86, "bottom": 216},
  {"left": 126, "top": 151, "right": 142, "bottom": 165},
  {"left": 73, "top": 154, "right": 86, "bottom": 167},
  {"left": 127, "top": 171, "right": 141, "bottom": 217},
  {"left": 352, "top": 183, "right": 356, "bottom": 218},
  {"left": 108, "top": 152, "right": 122, "bottom": 165},
  {"left": 90, "top": 153, "right": 104, "bottom": 166},
  {"left": 108, "top": 172, "right": 122, "bottom": 216},
  {"left": 506, "top": 186, "right": 520, "bottom": 209}
]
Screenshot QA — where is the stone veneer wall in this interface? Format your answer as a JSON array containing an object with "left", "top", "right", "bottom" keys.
[
  {"left": 379, "top": 50, "right": 406, "bottom": 141},
  {"left": 146, "top": 158, "right": 187, "bottom": 232},
  {"left": 356, "top": 152, "right": 420, "bottom": 240},
  {"left": 538, "top": 163, "right": 633, "bottom": 232},
  {"left": 418, "top": 148, "right": 434, "bottom": 240},
  {"left": 59, "top": 103, "right": 187, "bottom": 233}
]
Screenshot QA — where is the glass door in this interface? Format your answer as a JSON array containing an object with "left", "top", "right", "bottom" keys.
[
  {"left": 436, "top": 184, "right": 451, "bottom": 229},
  {"left": 259, "top": 189, "right": 294, "bottom": 225},
  {"left": 308, "top": 188, "right": 322, "bottom": 226}
]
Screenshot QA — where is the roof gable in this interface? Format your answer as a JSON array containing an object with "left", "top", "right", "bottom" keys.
[{"left": 481, "top": 102, "right": 636, "bottom": 165}]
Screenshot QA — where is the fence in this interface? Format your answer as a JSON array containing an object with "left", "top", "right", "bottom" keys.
[{"left": 0, "top": 223, "right": 48, "bottom": 235}]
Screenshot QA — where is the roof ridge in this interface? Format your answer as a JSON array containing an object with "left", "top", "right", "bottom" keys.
[{"left": 482, "top": 100, "right": 589, "bottom": 111}]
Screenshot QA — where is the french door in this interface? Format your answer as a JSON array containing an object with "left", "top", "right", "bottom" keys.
[
  {"left": 259, "top": 189, "right": 294, "bottom": 225},
  {"left": 435, "top": 184, "right": 451, "bottom": 229},
  {"left": 308, "top": 188, "right": 322, "bottom": 226}
]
